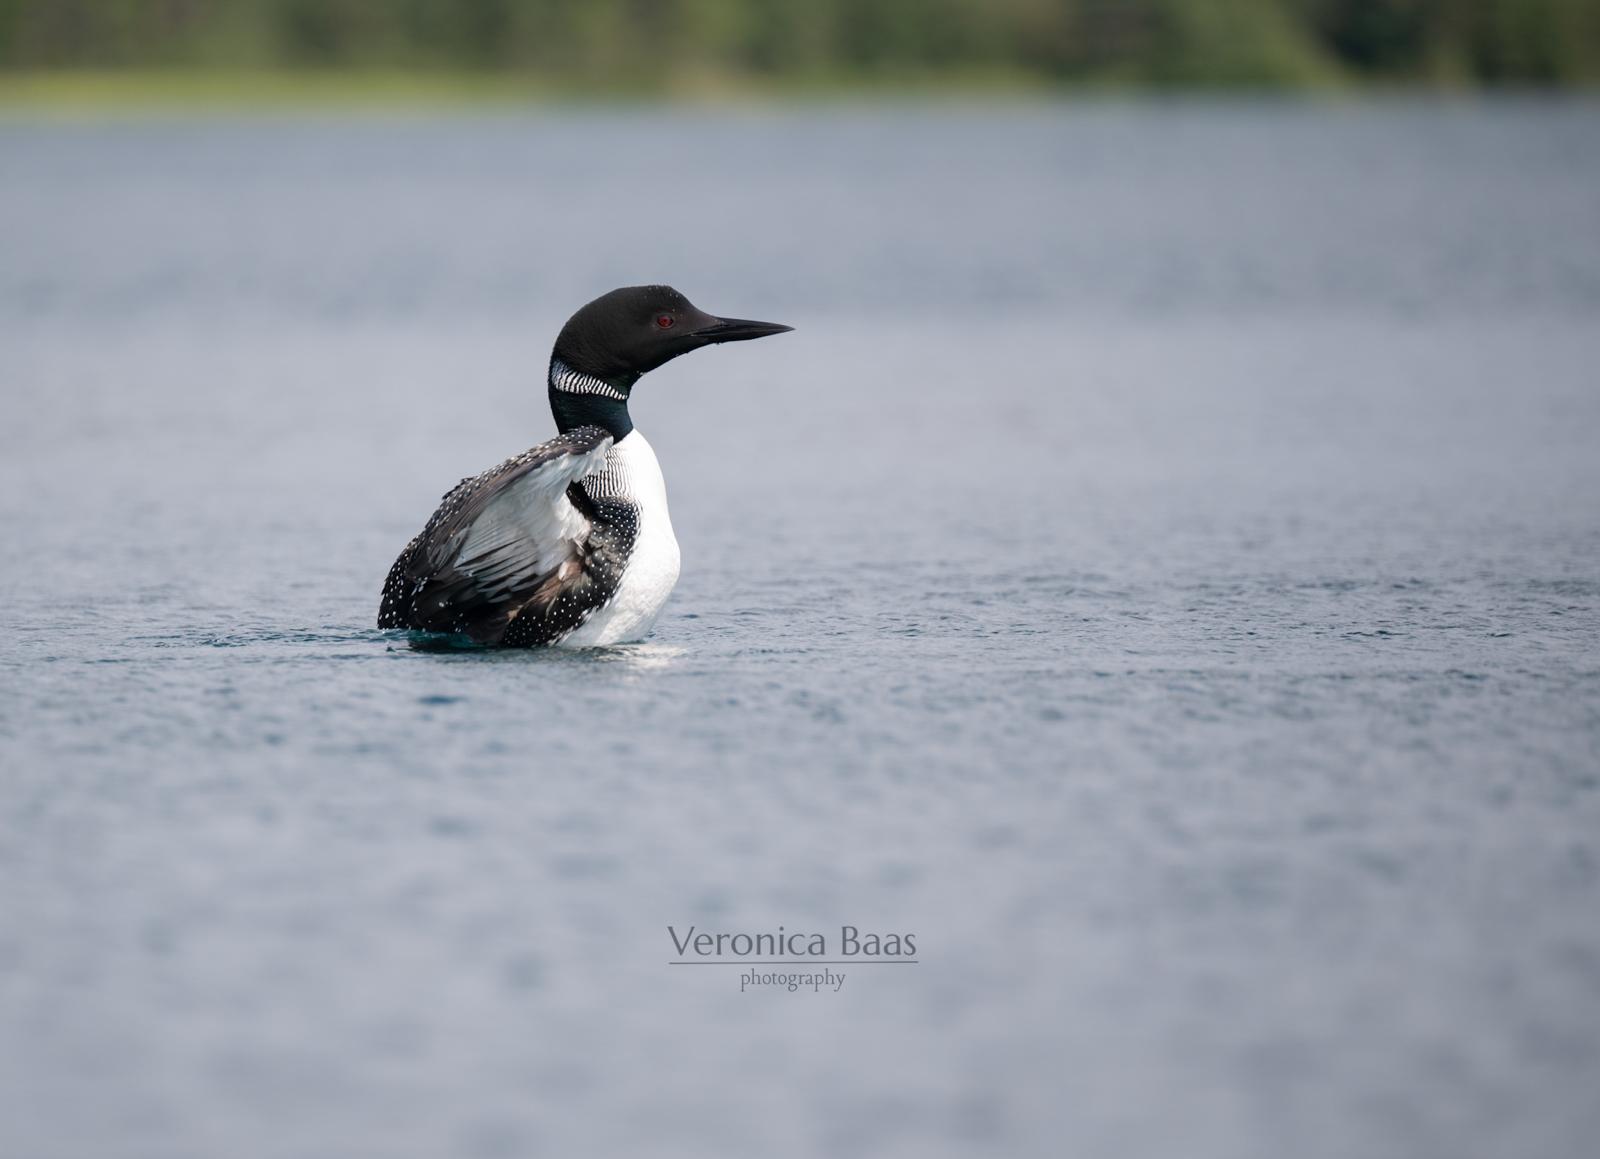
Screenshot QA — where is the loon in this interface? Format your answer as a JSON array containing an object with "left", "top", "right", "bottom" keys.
[{"left": 378, "top": 285, "right": 791, "bottom": 647}]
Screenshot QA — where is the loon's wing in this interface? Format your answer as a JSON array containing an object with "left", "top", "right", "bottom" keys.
[{"left": 378, "top": 426, "right": 615, "bottom": 644}]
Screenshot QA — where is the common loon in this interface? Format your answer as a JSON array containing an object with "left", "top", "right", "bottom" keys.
[{"left": 377, "top": 285, "right": 791, "bottom": 647}]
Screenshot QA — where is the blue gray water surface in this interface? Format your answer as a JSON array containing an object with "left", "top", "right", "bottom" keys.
[{"left": 2, "top": 101, "right": 1599, "bottom": 1159}]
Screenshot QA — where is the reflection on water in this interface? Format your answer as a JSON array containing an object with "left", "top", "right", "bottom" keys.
[
  {"left": 399, "top": 631, "right": 686, "bottom": 674},
  {"left": 599, "top": 643, "right": 688, "bottom": 673},
  {"left": 1, "top": 103, "right": 1598, "bottom": 1159}
]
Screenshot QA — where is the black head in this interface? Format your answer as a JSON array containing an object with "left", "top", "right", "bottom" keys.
[
  {"left": 552, "top": 285, "right": 792, "bottom": 384},
  {"left": 547, "top": 285, "right": 792, "bottom": 439}
]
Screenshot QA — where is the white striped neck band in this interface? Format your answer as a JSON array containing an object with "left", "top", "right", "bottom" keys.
[{"left": 549, "top": 358, "right": 629, "bottom": 403}]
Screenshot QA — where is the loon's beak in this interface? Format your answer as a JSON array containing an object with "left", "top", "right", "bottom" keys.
[{"left": 690, "top": 315, "right": 794, "bottom": 344}]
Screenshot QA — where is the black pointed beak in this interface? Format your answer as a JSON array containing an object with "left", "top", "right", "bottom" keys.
[{"left": 689, "top": 315, "right": 794, "bottom": 344}]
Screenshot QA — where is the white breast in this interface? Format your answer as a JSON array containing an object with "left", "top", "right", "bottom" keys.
[{"left": 557, "top": 430, "right": 681, "bottom": 647}]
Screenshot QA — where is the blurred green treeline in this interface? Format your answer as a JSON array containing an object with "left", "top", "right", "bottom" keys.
[{"left": 2, "top": 0, "right": 1598, "bottom": 91}]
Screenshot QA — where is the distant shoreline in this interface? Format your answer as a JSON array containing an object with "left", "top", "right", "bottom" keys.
[{"left": 2, "top": 69, "right": 1595, "bottom": 114}]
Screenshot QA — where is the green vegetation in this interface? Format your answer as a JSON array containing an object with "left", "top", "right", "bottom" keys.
[{"left": 2, "top": 0, "right": 1598, "bottom": 105}]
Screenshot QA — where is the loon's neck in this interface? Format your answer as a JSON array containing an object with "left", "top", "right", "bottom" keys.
[{"left": 548, "top": 356, "right": 638, "bottom": 440}]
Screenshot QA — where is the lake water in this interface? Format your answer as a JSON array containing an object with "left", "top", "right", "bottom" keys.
[{"left": 2, "top": 101, "right": 1598, "bottom": 1159}]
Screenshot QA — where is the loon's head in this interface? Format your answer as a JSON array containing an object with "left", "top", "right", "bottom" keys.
[{"left": 548, "top": 285, "right": 791, "bottom": 438}]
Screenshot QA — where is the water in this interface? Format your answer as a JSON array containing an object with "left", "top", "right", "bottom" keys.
[{"left": 2, "top": 101, "right": 1599, "bottom": 1159}]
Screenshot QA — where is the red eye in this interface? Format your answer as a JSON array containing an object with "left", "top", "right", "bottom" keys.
[{"left": 655, "top": 313, "right": 675, "bottom": 329}]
